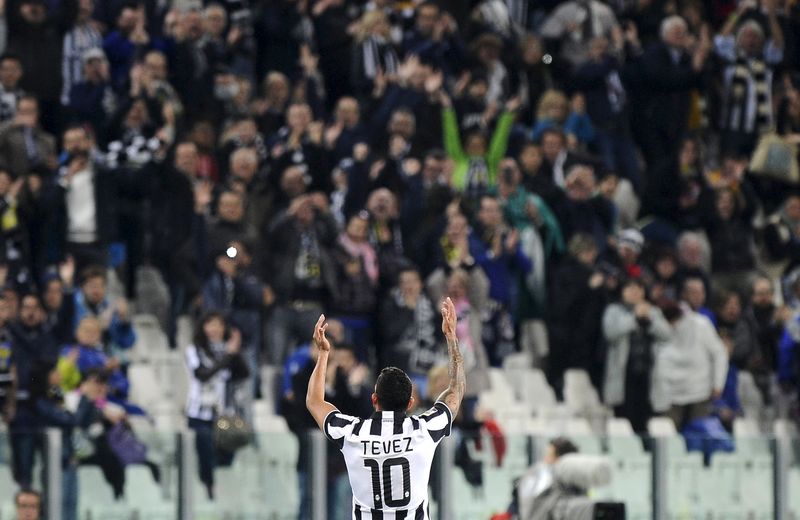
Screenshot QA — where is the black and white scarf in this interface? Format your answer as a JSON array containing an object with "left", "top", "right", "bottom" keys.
[
  {"left": 726, "top": 53, "right": 771, "bottom": 134},
  {"left": 362, "top": 35, "right": 399, "bottom": 79},
  {"left": 392, "top": 289, "right": 440, "bottom": 374}
]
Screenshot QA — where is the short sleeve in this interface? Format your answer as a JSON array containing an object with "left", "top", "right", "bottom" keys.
[
  {"left": 323, "top": 410, "right": 360, "bottom": 450},
  {"left": 419, "top": 401, "right": 453, "bottom": 443}
]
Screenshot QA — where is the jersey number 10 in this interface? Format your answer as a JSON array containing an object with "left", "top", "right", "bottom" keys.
[{"left": 364, "top": 457, "right": 412, "bottom": 509}]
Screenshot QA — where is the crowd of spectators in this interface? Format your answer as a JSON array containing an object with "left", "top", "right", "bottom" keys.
[{"left": 0, "top": 0, "right": 799, "bottom": 516}]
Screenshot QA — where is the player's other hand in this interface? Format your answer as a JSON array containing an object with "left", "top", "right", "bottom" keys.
[
  {"left": 313, "top": 314, "right": 331, "bottom": 352},
  {"left": 441, "top": 297, "right": 457, "bottom": 339}
]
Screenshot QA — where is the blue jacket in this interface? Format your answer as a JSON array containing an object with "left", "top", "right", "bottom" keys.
[
  {"left": 469, "top": 231, "right": 532, "bottom": 308},
  {"left": 713, "top": 363, "right": 741, "bottom": 415},
  {"left": 778, "top": 320, "right": 799, "bottom": 384},
  {"left": 73, "top": 292, "right": 135, "bottom": 351},
  {"left": 60, "top": 345, "right": 130, "bottom": 398},
  {"left": 531, "top": 113, "right": 595, "bottom": 144}
]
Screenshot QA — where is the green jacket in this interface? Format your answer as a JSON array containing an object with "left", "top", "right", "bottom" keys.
[
  {"left": 497, "top": 187, "right": 564, "bottom": 258},
  {"left": 443, "top": 107, "right": 515, "bottom": 192}
]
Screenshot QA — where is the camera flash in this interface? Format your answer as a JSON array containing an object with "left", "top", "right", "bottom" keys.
[{"left": 226, "top": 247, "right": 238, "bottom": 259}]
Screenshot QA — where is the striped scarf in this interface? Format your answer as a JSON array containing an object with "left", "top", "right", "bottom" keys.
[
  {"left": 727, "top": 53, "right": 771, "bottom": 134},
  {"left": 362, "top": 35, "right": 399, "bottom": 79}
]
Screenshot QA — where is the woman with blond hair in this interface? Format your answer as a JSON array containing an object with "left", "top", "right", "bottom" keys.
[
  {"left": 351, "top": 10, "right": 400, "bottom": 97},
  {"left": 531, "top": 89, "right": 595, "bottom": 147}
]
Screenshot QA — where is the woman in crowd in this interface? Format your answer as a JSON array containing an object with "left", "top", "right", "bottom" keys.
[{"left": 184, "top": 312, "right": 249, "bottom": 500}]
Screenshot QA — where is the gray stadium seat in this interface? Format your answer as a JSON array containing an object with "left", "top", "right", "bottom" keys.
[
  {"left": 505, "top": 367, "right": 557, "bottom": 413},
  {"left": 131, "top": 314, "right": 170, "bottom": 363},
  {"left": 737, "top": 370, "right": 766, "bottom": 422},
  {"left": 128, "top": 364, "right": 164, "bottom": 410},
  {"left": 647, "top": 417, "right": 677, "bottom": 437},
  {"left": 564, "top": 369, "right": 600, "bottom": 405}
]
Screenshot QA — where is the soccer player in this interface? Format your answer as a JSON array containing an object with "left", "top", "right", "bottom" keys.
[{"left": 306, "top": 297, "right": 465, "bottom": 519}]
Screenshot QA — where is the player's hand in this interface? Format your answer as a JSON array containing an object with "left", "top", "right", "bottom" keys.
[
  {"left": 313, "top": 314, "right": 331, "bottom": 352},
  {"left": 441, "top": 297, "right": 457, "bottom": 339}
]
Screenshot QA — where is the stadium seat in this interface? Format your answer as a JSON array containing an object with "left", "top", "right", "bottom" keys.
[
  {"left": 733, "top": 417, "right": 761, "bottom": 437},
  {"left": 591, "top": 452, "right": 652, "bottom": 520},
  {"left": 657, "top": 434, "right": 705, "bottom": 518},
  {"left": 737, "top": 371, "right": 766, "bottom": 420},
  {"left": 0, "top": 462, "right": 15, "bottom": 519},
  {"left": 176, "top": 315, "right": 194, "bottom": 350},
  {"left": 131, "top": 314, "right": 170, "bottom": 363},
  {"left": 260, "top": 364, "right": 280, "bottom": 409},
  {"left": 606, "top": 417, "right": 634, "bottom": 436},
  {"left": 501, "top": 352, "right": 531, "bottom": 370},
  {"left": 563, "top": 369, "right": 601, "bottom": 415},
  {"left": 128, "top": 364, "right": 163, "bottom": 410},
  {"left": 790, "top": 457, "right": 800, "bottom": 519},
  {"left": 647, "top": 417, "right": 677, "bottom": 437},
  {"left": 487, "top": 368, "right": 516, "bottom": 401},
  {"left": 493, "top": 400, "right": 532, "bottom": 426},
  {"left": 774, "top": 418, "right": 799, "bottom": 438},
  {"left": 505, "top": 367, "right": 557, "bottom": 413},
  {"left": 565, "top": 419, "right": 602, "bottom": 454},
  {"left": 78, "top": 466, "right": 117, "bottom": 507},
  {"left": 606, "top": 418, "right": 646, "bottom": 457},
  {"left": 125, "top": 465, "right": 167, "bottom": 504},
  {"left": 253, "top": 399, "right": 273, "bottom": 419},
  {"left": 254, "top": 413, "right": 290, "bottom": 433}
]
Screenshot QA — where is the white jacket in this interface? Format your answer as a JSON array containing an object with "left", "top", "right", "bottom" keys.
[{"left": 659, "top": 310, "right": 728, "bottom": 406}]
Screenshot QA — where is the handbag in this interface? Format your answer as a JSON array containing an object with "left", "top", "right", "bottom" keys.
[
  {"left": 213, "top": 413, "right": 252, "bottom": 452},
  {"left": 107, "top": 422, "right": 148, "bottom": 465},
  {"left": 749, "top": 133, "right": 800, "bottom": 184}
]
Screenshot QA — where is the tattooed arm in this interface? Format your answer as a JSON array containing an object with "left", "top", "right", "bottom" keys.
[{"left": 436, "top": 297, "right": 466, "bottom": 417}]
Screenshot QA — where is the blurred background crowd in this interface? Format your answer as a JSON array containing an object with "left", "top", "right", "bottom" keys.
[{"left": 0, "top": 0, "right": 799, "bottom": 517}]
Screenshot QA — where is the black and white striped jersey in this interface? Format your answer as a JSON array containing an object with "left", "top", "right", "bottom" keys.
[{"left": 324, "top": 401, "right": 454, "bottom": 520}]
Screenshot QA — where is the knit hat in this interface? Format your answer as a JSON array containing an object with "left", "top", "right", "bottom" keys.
[
  {"left": 618, "top": 228, "right": 644, "bottom": 253},
  {"left": 82, "top": 48, "right": 107, "bottom": 64}
]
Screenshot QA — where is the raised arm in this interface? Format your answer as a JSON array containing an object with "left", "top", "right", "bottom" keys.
[
  {"left": 436, "top": 297, "right": 466, "bottom": 417},
  {"left": 306, "top": 314, "right": 338, "bottom": 429}
]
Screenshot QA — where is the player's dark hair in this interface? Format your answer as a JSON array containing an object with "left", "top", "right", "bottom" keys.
[
  {"left": 375, "top": 367, "right": 412, "bottom": 412},
  {"left": 550, "top": 437, "right": 578, "bottom": 458}
]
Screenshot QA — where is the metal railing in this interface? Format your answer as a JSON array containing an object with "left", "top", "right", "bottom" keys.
[{"left": 0, "top": 428, "right": 797, "bottom": 520}]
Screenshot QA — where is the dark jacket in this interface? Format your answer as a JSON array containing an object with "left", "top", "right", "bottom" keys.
[
  {"left": 639, "top": 42, "right": 703, "bottom": 139},
  {"left": 53, "top": 161, "right": 120, "bottom": 251},
  {"left": 265, "top": 212, "right": 338, "bottom": 305},
  {"left": 330, "top": 242, "right": 377, "bottom": 316},
  {"left": 68, "top": 81, "right": 116, "bottom": 133},
  {"left": 378, "top": 290, "right": 438, "bottom": 377},
  {"left": 572, "top": 55, "right": 630, "bottom": 132},
  {"left": 146, "top": 162, "right": 196, "bottom": 261},
  {"left": 6, "top": 0, "right": 78, "bottom": 102},
  {"left": 0, "top": 122, "right": 57, "bottom": 178},
  {"left": 556, "top": 196, "right": 615, "bottom": 251},
  {"left": 9, "top": 322, "right": 59, "bottom": 415},
  {"left": 35, "top": 388, "right": 94, "bottom": 464},
  {"left": 548, "top": 257, "right": 607, "bottom": 370},
  {"left": 202, "top": 217, "right": 259, "bottom": 277},
  {"left": 640, "top": 157, "right": 715, "bottom": 229},
  {"left": 706, "top": 213, "right": 757, "bottom": 274},
  {"left": 202, "top": 267, "right": 264, "bottom": 355}
]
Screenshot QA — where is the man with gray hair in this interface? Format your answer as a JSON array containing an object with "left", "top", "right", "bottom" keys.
[
  {"left": 638, "top": 15, "right": 711, "bottom": 171},
  {"left": 714, "top": 0, "right": 784, "bottom": 154}
]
